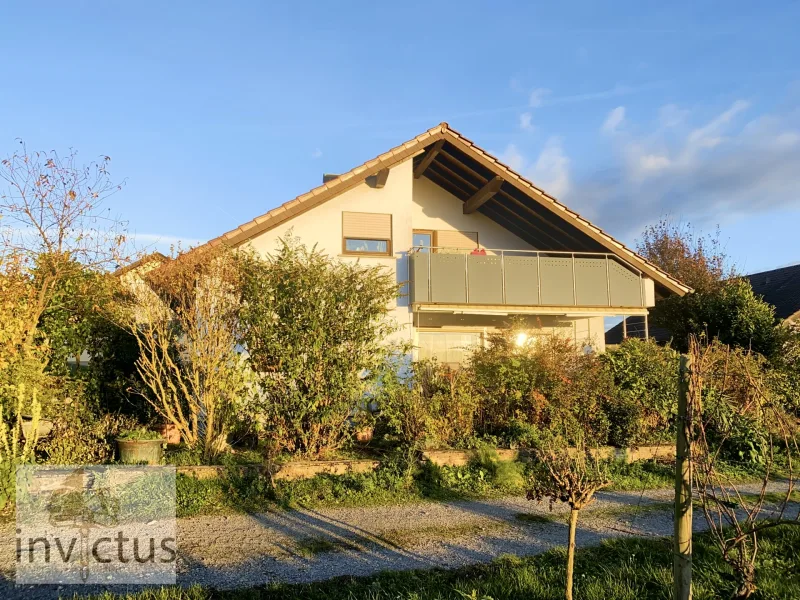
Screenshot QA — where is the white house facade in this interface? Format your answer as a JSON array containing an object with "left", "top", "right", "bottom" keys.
[{"left": 203, "top": 123, "right": 690, "bottom": 364}]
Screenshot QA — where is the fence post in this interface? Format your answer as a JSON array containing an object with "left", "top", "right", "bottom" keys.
[{"left": 674, "top": 353, "right": 693, "bottom": 600}]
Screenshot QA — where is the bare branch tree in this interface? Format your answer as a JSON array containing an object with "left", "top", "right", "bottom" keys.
[
  {"left": 119, "top": 246, "right": 248, "bottom": 462},
  {"left": 0, "top": 142, "right": 129, "bottom": 361},
  {"left": 691, "top": 336, "right": 799, "bottom": 599}
]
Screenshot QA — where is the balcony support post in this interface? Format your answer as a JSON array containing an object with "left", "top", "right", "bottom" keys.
[
  {"left": 623, "top": 315, "right": 627, "bottom": 339},
  {"left": 644, "top": 313, "right": 649, "bottom": 340}
]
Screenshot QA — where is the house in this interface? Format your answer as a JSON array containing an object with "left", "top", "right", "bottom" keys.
[
  {"left": 746, "top": 263, "right": 800, "bottom": 323},
  {"left": 200, "top": 123, "right": 690, "bottom": 362}
]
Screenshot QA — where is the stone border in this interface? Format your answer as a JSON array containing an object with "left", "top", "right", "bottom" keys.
[
  {"left": 423, "top": 445, "right": 674, "bottom": 467},
  {"left": 176, "top": 445, "right": 673, "bottom": 482},
  {"left": 177, "top": 459, "right": 381, "bottom": 482}
]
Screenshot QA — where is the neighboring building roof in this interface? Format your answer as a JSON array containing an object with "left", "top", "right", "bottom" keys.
[
  {"left": 605, "top": 316, "right": 673, "bottom": 346},
  {"left": 201, "top": 122, "right": 691, "bottom": 296},
  {"left": 114, "top": 251, "right": 169, "bottom": 276},
  {"left": 746, "top": 263, "right": 800, "bottom": 322}
]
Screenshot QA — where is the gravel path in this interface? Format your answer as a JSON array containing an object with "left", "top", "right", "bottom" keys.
[{"left": 1, "top": 483, "right": 796, "bottom": 599}]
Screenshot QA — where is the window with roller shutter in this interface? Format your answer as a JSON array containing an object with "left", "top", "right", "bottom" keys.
[
  {"left": 341, "top": 212, "right": 393, "bottom": 256},
  {"left": 436, "top": 230, "right": 478, "bottom": 253}
]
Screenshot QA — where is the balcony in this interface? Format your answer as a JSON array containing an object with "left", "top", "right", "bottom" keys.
[{"left": 409, "top": 247, "right": 649, "bottom": 308}]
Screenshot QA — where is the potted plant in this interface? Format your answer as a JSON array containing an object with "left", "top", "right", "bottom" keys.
[{"left": 116, "top": 428, "right": 166, "bottom": 465}]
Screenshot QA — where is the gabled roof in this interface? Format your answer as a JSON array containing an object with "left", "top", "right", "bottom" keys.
[
  {"left": 746, "top": 263, "right": 800, "bottom": 321},
  {"left": 204, "top": 122, "right": 691, "bottom": 296}
]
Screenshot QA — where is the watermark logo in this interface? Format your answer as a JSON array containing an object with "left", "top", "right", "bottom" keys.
[{"left": 16, "top": 465, "right": 176, "bottom": 585}]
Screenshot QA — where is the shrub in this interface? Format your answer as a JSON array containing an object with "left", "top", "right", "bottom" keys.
[
  {"left": 0, "top": 385, "right": 41, "bottom": 510},
  {"left": 469, "top": 330, "right": 613, "bottom": 446},
  {"left": 601, "top": 338, "right": 679, "bottom": 446},
  {"left": 123, "top": 246, "right": 249, "bottom": 463},
  {"left": 239, "top": 237, "right": 400, "bottom": 457},
  {"left": 38, "top": 408, "right": 141, "bottom": 464},
  {"left": 374, "top": 357, "right": 479, "bottom": 449}
]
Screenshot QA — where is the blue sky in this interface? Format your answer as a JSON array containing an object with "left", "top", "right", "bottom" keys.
[{"left": 1, "top": 1, "right": 799, "bottom": 273}]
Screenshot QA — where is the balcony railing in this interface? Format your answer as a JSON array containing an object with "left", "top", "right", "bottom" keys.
[{"left": 409, "top": 247, "right": 647, "bottom": 308}]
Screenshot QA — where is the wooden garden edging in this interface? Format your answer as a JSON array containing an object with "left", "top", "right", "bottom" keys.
[{"left": 176, "top": 445, "right": 672, "bottom": 482}]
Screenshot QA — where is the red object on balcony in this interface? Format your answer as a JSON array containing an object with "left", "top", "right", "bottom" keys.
[{"left": 470, "top": 248, "right": 486, "bottom": 255}]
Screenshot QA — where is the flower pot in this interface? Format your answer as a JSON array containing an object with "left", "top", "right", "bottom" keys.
[
  {"left": 116, "top": 438, "right": 165, "bottom": 465},
  {"left": 355, "top": 427, "right": 374, "bottom": 444},
  {"left": 21, "top": 416, "right": 54, "bottom": 440}
]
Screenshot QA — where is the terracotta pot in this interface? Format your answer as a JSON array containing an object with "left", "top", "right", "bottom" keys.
[{"left": 355, "top": 427, "right": 374, "bottom": 443}]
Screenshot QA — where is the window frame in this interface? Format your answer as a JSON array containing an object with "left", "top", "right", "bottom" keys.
[
  {"left": 341, "top": 212, "right": 393, "bottom": 257},
  {"left": 412, "top": 229, "right": 437, "bottom": 252}
]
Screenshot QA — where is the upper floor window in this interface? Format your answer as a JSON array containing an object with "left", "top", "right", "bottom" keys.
[{"left": 342, "top": 211, "right": 392, "bottom": 256}]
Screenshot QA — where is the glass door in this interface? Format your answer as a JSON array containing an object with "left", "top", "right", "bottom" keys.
[{"left": 412, "top": 230, "right": 434, "bottom": 252}]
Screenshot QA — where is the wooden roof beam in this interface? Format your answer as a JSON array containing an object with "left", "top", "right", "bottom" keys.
[
  {"left": 413, "top": 140, "right": 445, "bottom": 178},
  {"left": 463, "top": 176, "right": 503, "bottom": 214},
  {"left": 374, "top": 168, "right": 389, "bottom": 188}
]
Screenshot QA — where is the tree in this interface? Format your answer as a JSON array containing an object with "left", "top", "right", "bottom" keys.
[
  {"left": 527, "top": 431, "right": 610, "bottom": 600},
  {"left": 0, "top": 143, "right": 128, "bottom": 364},
  {"left": 690, "top": 337, "right": 799, "bottom": 599},
  {"left": 238, "top": 236, "right": 400, "bottom": 457},
  {"left": 637, "top": 220, "right": 780, "bottom": 355},
  {"left": 122, "top": 246, "right": 248, "bottom": 462}
]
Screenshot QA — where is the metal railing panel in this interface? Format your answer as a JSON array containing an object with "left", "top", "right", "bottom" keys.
[
  {"left": 574, "top": 257, "right": 611, "bottom": 306},
  {"left": 503, "top": 255, "right": 540, "bottom": 305},
  {"left": 430, "top": 253, "right": 467, "bottom": 303},
  {"left": 539, "top": 256, "right": 575, "bottom": 306},
  {"left": 467, "top": 254, "right": 504, "bottom": 304}
]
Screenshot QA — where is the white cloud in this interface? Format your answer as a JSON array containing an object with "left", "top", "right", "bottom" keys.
[
  {"left": 311, "top": 148, "right": 323, "bottom": 159},
  {"left": 530, "top": 137, "right": 570, "bottom": 198},
  {"left": 499, "top": 138, "right": 571, "bottom": 199},
  {"left": 529, "top": 88, "right": 551, "bottom": 108},
  {"left": 499, "top": 143, "right": 525, "bottom": 172},
  {"left": 602, "top": 106, "right": 626, "bottom": 134},
  {"left": 574, "top": 97, "right": 800, "bottom": 236},
  {"left": 519, "top": 112, "right": 534, "bottom": 131}
]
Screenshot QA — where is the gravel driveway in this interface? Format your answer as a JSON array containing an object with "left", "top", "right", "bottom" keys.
[{"left": 2, "top": 484, "right": 796, "bottom": 600}]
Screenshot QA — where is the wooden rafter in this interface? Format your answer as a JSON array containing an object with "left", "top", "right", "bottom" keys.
[
  {"left": 413, "top": 140, "right": 445, "bottom": 179},
  {"left": 426, "top": 162, "right": 567, "bottom": 249},
  {"left": 463, "top": 176, "right": 503, "bottom": 214},
  {"left": 375, "top": 168, "right": 389, "bottom": 188}
]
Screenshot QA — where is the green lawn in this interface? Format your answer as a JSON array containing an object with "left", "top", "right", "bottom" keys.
[
  {"left": 173, "top": 457, "right": 774, "bottom": 518},
  {"left": 73, "top": 525, "right": 800, "bottom": 600}
]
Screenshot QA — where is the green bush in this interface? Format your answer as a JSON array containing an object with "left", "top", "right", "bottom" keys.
[
  {"left": 38, "top": 409, "right": 141, "bottom": 464},
  {"left": 601, "top": 339, "right": 679, "bottom": 446},
  {"left": 238, "top": 237, "right": 400, "bottom": 457},
  {"left": 374, "top": 357, "right": 480, "bottom": 449},
  {"left": 469, "top": 331, "right": 613, "bottom": 446}
]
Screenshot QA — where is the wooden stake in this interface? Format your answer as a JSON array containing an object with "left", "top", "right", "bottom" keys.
[{"left": 674, "top": 352, "right": 693, "bottom": 600}]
